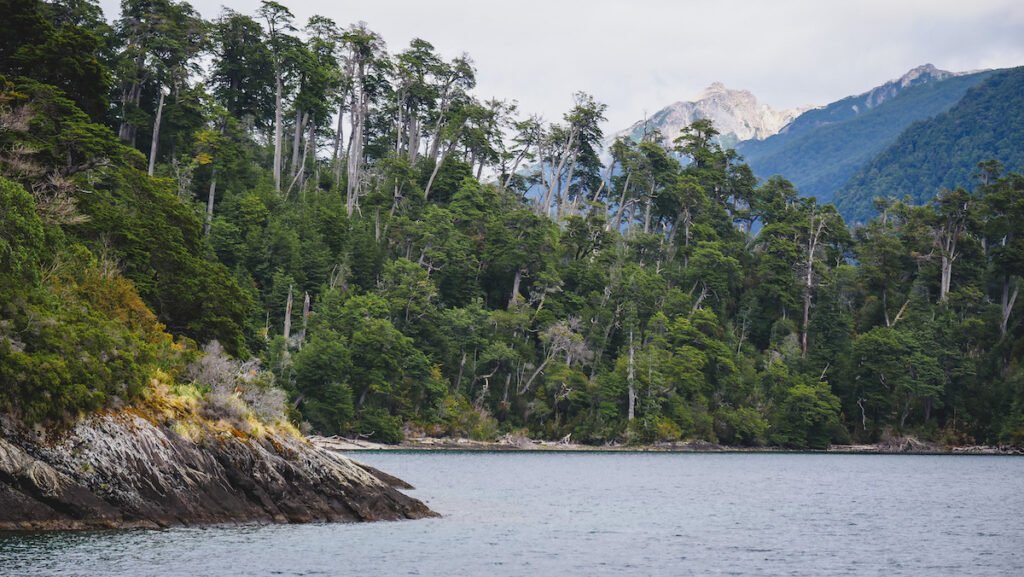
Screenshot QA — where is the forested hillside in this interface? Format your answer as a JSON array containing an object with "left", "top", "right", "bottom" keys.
[
  {"left": 836, "top": 67, "right": 1024, "bottom": 223},
  {"left": 737, "top": 66, "right": 994, "bottom": 207},
  {"left": 2, "top": 0, "right": 1024, "bottom": 449}
]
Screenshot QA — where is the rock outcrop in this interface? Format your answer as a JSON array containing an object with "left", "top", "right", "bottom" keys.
[
  {"left": 0, "top": 413, "right": 434, "bottom": 531},
  {"left": 609, "top": 83, "right": 807, "bottom": 149}
]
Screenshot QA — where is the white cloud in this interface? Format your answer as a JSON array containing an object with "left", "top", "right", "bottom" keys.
[{"left": 99, "top": 0, "right": 1024, "bottom": 131}]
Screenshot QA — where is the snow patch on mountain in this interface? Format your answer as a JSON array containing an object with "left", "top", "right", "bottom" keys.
[{"left": 609, "top": 83, "right": 809, "bottom": 149}]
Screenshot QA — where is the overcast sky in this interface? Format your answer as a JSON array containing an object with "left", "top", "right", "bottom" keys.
[{"left": 98, "top": 0, "right": 1024, "bottom": 130}]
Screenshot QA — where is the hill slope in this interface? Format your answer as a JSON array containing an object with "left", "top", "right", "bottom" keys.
[
  {"left": 835, "top": 67, "right": 1024, "bottom": 223},
  {"left": 736, "top": 65, "right": 995, "bottom": 203}
]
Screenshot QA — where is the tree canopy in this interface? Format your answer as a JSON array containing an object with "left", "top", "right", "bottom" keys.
[{"left": 2, "top": 0, "right": 1023, "bottom": 447}]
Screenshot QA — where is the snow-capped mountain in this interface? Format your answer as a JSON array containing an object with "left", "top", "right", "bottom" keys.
[{"left": 609, "top": 83, "right": 808, "bottom": 149}]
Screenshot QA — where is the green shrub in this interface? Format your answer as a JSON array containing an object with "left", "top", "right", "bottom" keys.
[
  {"left": 715, "top": 407, "right": 768, "bottom": 446},
  {"left": 358, "top": 408, "right": 404, "bottom": 444}
]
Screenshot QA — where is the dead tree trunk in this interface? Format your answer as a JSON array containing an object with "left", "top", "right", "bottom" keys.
[
  {"left": 939, "top": 253, "right": 954, "bottom": 302},
  {"left": 290, "top": 109, "right": 305, "bottom": 178},
  {"left": 936, "top": 195, "right": 969, "bottom": 302},
  {"left": 541, "top": 129, "right": 577, "bottom": 218},
  {"left": 273, "top": 75, "right": 284, "bottom": 192},
  {"left": 304, "top": 120, "right": 315, "bottom": 190},
  {"left": 801, "top": 209, "right": 828, "bottom": 357},
  {"left": 204, "top": 168, "right": 217, "bottom": 236},
  {"left": 1001, "top": 276, "right": 1019, "bottom": 336},
  {"left": 502, "top": 147, "right": 530, "bottom": 190},
  {"left": 147, "top": 89, "right": 166, "bottom": 176},
  {"left": 642, "top": 183, "right": 654, "bottom": 234},
  {"left": 283, "top": 284, "right": 294, "bottom": 341},
  {"left": 557, "top": 151, "right": 578, "bottom": 220},
  {"left": 423, "top": 152, "right": 445, "bottom": 201},
  {"left": 509, "top": 268, "right": 523, "bottom": 308},
  {"left": 883, "top": 288, "right": 891, "bottom": 327},
  {"left": 299, "top": 291, "right": 311, "bottom": 348},
  {"left": 333, "top": 102, "right": 345, "bottom": 187},
  {"left": 627, "top": 330, "right": 636, "bottom": 422},
  {"left": 608, "top": 171, "right": 632, "bottom": 232},
  {"left": 346, "top": 69, "right": 367, "bottom": 216},
  {"left": 424, "top": 139, "right": 457, "bottom": 201}
]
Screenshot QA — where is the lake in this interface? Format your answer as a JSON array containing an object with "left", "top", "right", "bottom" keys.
[{"left": 2, "top": 452, "right": 1023, "bottom": 576}]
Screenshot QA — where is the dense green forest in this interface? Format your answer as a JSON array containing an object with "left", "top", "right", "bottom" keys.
[
  {"left": 2, "top": 0, "right": 1023, "bottom": 448},
  {"left": 836, "top": 67, "right": 1024, "bottom": 223}
]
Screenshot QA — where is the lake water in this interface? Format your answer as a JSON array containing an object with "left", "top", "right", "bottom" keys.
[{"left": 2, "top": 452, "right": 1023, "bottom": 576}]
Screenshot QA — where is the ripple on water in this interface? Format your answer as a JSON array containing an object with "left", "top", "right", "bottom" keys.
[{"left": 1, "top": 453, "right": 1023, "bottom": 577}]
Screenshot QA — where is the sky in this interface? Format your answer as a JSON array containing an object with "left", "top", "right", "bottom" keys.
[{"left": 98, "top": 0, "right": 1024, "bottom": 131}]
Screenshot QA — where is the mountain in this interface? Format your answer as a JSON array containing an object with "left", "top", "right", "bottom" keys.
[
  {"left": 773, "top": 64, "right": 958, "bottom": 137},
  {"left": 736, "top": 64, "right": 996, "bottom": 205},
  {"left": 610, "top": 83, "right": 807, "bottom": 149},
  {"left": 835, "top": 66, "right": 1024, "bottom": 223}
]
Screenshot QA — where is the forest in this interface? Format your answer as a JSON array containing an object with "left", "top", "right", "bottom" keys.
[{"left": 2, "top": 0, "right": 1023, "bottom": 449}]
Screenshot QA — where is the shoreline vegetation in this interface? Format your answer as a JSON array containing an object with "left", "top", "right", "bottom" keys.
[
  {"left": 313, "top": 435, "right": 1024, "bottom": 456},
  {"left": 3, "top": 1, "right": 1024, "bottom": 535}
]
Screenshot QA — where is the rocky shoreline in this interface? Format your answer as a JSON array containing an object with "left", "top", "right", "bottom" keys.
[
  {"left": 312, "top": 434, "right": 1024, "bottom": 455},
  {"left": 5, "top": 415, "right": 1015, "bottom": 532},
  {"left": 0, "top": 414, "right": 435, "bottom": 532}
]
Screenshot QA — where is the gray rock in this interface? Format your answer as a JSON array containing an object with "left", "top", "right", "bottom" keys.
[{"left": 0, "top": 414, "right": 435, "bottom": 531}]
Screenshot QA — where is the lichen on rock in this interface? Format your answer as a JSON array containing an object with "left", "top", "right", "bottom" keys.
[{"left": 0, "top": 404, "right": 435, "bottom": 531}]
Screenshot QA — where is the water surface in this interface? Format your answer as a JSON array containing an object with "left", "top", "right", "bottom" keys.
[{"left": 3, "top": 452, "right": 1023, "bottom": 576}]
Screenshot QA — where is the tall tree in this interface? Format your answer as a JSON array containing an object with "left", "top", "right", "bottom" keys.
[
  {"left": 114, "top": 0, "right": 206, "bottom": 165},
  {"left": 209, "top": 8, "right": 275, "bottom": 129},
  {"left": 977, "top": 167, "right": 1024, "bottom": 337},
  {"left": 286, "top": 15, "right": 340, "bottom": 193},
  {"left": 257, "top": 0, "right": 295, "bottom": 193},
  {"left": 423, "top": 53, "right": 475, "bottom": 165},
  {"left": 340, "top": 22, "right": 386, "bottom": 215},
  {"left": 932, "top": 187, "right": 974, "bottom": 302},
  {"left": 391, "top": 38, "right": 442, "bottom": 163},
  {"left": 539, "top": 92, "right": 606, "bottom": 220},
  {"left": 795, "top": 200, "right": 847, "bottom": 356}
]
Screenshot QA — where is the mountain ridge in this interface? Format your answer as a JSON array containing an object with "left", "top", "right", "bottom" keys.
[
  {"left": 735, "top": 65, "right": 997, "bottom": 204},
  {"left": 835, "top": 66, "right": 1024, "bottom": 223},
  {"left": 772, "top": 64, "right": 961, "bottom": 139}
]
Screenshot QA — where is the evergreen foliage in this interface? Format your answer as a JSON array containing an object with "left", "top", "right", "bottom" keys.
[{"left": 2, "top": 0, "right": 1023, "bottom": 448}]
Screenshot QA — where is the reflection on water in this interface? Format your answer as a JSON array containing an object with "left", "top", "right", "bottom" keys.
[{"left": 2, "top": 452, "right": 1023, "bottom": 576}]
